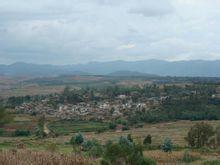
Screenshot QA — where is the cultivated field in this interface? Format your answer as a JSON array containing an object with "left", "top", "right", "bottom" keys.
[{"left": 1, "top": 116, "right": 220, "bottom": 164}]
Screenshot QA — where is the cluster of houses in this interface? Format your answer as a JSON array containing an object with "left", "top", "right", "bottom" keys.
[{"left": 15, "top": 95, "right": 164, "bottom": 121}]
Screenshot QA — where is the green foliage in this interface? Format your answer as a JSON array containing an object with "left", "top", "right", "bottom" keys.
[
  {"left": 14, "top": 129, "right": 30, "bottom": 137},
  {"left": 127, "top": 134, "right": 133, "bottom": 142},
  {"left": 108, "top": 122, "right": 117, "bottom": 130},
  {"left": 143, "top": 135, "right": 152, "bottom": 145},
  {"left": 35, "top": 116, "right": 46, "bottom": 138},
  {"left": 100, "top": 159, "right": 110, "bottom": 165},
  {"left": 88, "top": 144, "right": 103, "bottom": 158},
  {"left": 0, "top": 128, "right": 4, "bottom": 136},
  {"left": 70, "top": 133, "right": 84, "bottom": 145},
  {"left": 182, "top": 149, "right": 191, "bottom": 163},
  {"left": 185, "top": 122, "right": 214, "bottom": 148},
  {"left": 0, "top": 107, "right": 12, "bottom": 125},
  {"left": 122, "top": 125, "right": 130, "bottom": 131},
  {"left": 203, "top": 160, "right": 220, "bottom": 165},
  {"left": 103, "top": 136, "right": 155, "bottom": 165},
  {"left": 161, "top": 138, "right": 173, "bottom": 152},
  {"left": 6, "top": 95, "right": 31, "bottom": 108},
  {"left": 48, "top": 120, "right": 108, "bottom": 136}
]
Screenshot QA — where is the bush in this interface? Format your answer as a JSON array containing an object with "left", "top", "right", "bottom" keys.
[
  {"left": 35, "top": 116, "right": 46, "bottom": 138},
  {"left": 88, "top": 144, "right": 103, "bottom": 158},
  {"left": 100, "top": 159, "right": 110, "bottom": 165},
  {"left": 108, "top": 122, "right": 117, "bottom": 130},
  {"left": 182, "top": 149, "right": 191, "bottom": 163},
  {"left": 103, "top": 136, "right": 155, "bottom": 164},
  {"left": 127, "top": 134, "right": 133, "bottom": 142},
  {"left": 161, "top": 138, "right": 173, "bottom": 152},
  {"left": 70, "top": 133, "right": 84, "bottom": 146},
  {"left": 143, "top": 135, "right": 152, "bottom": 145},
  {"left": 0, "top": 107, "right": 12, "bottom": 125},
  {"left": 122, "top": 125, "right": 129, "bottom": 131},
  {"left": 0, "top": 128, "right": 5, "bottom": 136},
  {"left": 14, "top": 129, "right": 30, "bottom": 137}
]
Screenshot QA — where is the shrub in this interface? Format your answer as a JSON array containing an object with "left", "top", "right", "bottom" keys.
[
  {"left": 108, "top": 122, "right": 117, "bottom": 130},
  {"left": 143, "top": 135, "right": 152, "bottom": 145},
  {"left": 35, "top": 116, "right": 46, "bottom": 138},
  {"left": 14, "top": 129, "right": 30, "bottom": 137},
  {"left": 100, "top": 159, "right": 110, "bottom": 165},
  {"left": 185, "top": 122, "right": 214, "bottom": 148},
  {"left": 88, "top": 144, "right": 103, "bottom": 158},
  {"left": 103, "top": 136, "right": 154, "bottom": 164},
  {"left": 0, "top": 128, "right": 5, "bottom": 136},
  {"left": 182, "top": 149, "right": 191, "bottom": 163},
  {"left": 0, "top": 107, "right": 12, "bottom": 125},
  {"left": 70, "top": 133, "right": 84, "bottom": 146},
  {"left": 122, "top": 125, "right": 129, "bottom": 131},
  {"left": 127, "top": 134, "right": 133, "bottom": 142},
  {"left": 161, "top": 138, "right": 173, "bottom": 152}
]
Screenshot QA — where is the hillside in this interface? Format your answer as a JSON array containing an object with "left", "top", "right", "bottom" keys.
[{"left": 1, "top": 60, "right": 220, "bottom": 77}]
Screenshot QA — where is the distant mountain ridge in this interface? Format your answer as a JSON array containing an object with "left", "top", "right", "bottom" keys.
[{"left": 0, "top": 60, "right": 220, "bottom": 77}]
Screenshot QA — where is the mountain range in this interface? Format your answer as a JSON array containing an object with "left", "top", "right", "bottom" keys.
[{"left": 0, "top": 60, "right": 220, "bottom": 77}]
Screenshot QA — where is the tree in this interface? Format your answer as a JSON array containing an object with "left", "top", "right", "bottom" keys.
[
  {"left": 143, "top": 135, "right": 152, "bottom": 145},
  {"left": 35, "top": 116, "right": 46, "bottom": 138},
  {"left": 185, "top": 122, "right": 214, "bottom": 148},
  {"left": 127, "top": 134, "right": 133, "bottom": 142},
  {"left": 103, "top": 136, "right": 156, "bottom": 165},
  {"left": 161, "top": 138, "right": 173, "bottom": 152},
  {"left": 109, "top": 122, "right": 117, "bottom": 130},
  {"left": 70, "top": 133, "right": 84, "bottom": 146},
  {"left": 0, "top": 107, "right": 12, "bottom": 126}
]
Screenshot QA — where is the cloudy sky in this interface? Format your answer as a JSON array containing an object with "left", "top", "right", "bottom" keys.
[{"left": 0, "top": 0, "right": 220, "bottom": 65}]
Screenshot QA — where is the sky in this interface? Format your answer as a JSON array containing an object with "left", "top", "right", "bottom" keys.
[{"left": 0, "top": 0, "right": 220, "bottom": 65}]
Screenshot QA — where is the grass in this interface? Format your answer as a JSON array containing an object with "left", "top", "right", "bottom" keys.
[
  {"left": 144, "top": 150, "right": 201, "bottom": 164},
  {"left": 1, "top": 119, "right": 220, "bottom": 164},
  {"left": 80, "top": 120, "right": 220, "bottom": 146},
  {"left": 0, "top": 149, "right": 93, "bottom": 165},
  {"left": 48, "top": 120, "right": 109, "bottom": 135},
  {"left": 203, "top": 160, "right": 220, "bottom": 165}
]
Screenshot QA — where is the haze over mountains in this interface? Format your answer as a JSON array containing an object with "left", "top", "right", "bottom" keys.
[{"left": 0, "top": 60, "right": 220, "bottom": 77}]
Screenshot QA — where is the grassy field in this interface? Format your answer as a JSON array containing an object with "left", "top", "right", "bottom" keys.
[
  {"left": 48, "top": 120, "right": 108, "bottom": 136},
  {"left": 1, "top": 117, "right": 220, "bottom": 148},
  {"left": 1, "top": 116, "right": 220, "bottom": 164}
]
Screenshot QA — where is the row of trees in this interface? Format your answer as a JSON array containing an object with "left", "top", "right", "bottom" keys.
[{"left": 70, "top": 133, "right": 156, "bottom": 165}]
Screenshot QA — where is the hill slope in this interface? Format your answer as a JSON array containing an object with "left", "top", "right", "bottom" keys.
[{"left": 0, "top": 60, "right": 220, "bottom": 77}]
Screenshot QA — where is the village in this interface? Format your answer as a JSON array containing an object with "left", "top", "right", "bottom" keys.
[{"left": 14, "top": 94, "right": 166, "bottom": 121}]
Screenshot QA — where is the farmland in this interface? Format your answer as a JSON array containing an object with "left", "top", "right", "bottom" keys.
[
  {"left": 0, "top": 75, "right": 220, "bottom": 164},
  {"left": 1, "top": 114, "right": 220, "bottom": 164}
]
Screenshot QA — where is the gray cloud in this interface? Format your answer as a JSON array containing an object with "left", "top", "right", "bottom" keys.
[
  {"left": 128, "top": 0, "right": 173, "bottom": 17},
  {"left": 0, "top": 0, "right": 220, "bottom": 64}
]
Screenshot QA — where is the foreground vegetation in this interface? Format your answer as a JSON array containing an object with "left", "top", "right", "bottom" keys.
[
  {"left": 0, "top": 149, "right": 92, "bottom": 165},
  {"left": 1, "top": 117, "right": 220, "bottom": 164}
]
